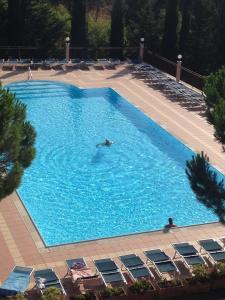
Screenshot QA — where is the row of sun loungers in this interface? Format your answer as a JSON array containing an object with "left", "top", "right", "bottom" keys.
[
  {"left": 66, "top": 238, "right": 225, "bottom": 287},
  {"left": 0, "top": 267, "right": 66, "bottom": 297},
  {"left": 1, "top": 238, "right": 225, "bottom": 297},
  {"left": 132, "top": 63, "right": 205, "bottom": 109},
  {"left": 0, "top": 58, "right": 121, "bottom": 71}
]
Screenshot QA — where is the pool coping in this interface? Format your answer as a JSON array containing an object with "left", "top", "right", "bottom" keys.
[
  {"left": 1, "top": 66, "right": 225, "bottom": 289},
  {"left": 7, "top": 80, "right": 220, "bottom": 248}
]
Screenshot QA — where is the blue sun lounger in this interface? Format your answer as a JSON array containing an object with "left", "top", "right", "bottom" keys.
[
  {"left": 0, "top": 266, "right": 33, "bottom": 296},
  {"left": 198, "top": 239, "right": 225, "bottom": 264},
  {"left": 94, "top": 258, "right": 127, "bottom": 286},
  {"left": 119, "top": 254, "right": 154, "bottom": 281},
  {"left": 145, "top": 249, "right": 180, "bottom": 277},
  {"left": 173, "top": 242, "right": 207, "bottom": 269}
]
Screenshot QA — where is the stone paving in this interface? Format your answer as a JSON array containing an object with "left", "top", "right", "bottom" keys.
[{"left": 1, "top": 65, "right": 225, "bottom": 296}]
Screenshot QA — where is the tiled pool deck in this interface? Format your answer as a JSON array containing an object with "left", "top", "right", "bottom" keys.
[{"left": 1, "top": 64, "right": 225, "bottom": 293}]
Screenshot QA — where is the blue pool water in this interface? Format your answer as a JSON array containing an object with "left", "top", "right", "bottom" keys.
[{"left": 7, "top": 80, "right": 217, "bottom": 246}]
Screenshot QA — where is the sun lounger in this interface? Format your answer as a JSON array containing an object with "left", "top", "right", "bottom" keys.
[
  {"left": 109, "top": 58, "right": 121, "bottom": 65},
  {"left": 145, "top": 249, "right": 180, "bottom": 277},
  {"left": 15, "top": 63, "right": 29, "bottom": 71},
  {"left": 172, "top": 242, "right": 207, "bottom": 269},
  {"left": 119, "top": 254, "right": 154, "bottom": 281},
  {"left": 2, "top": 64, "right": 14, "bottom": 71},
  {"left": 34, "top": 268, "right": 66, "bottom": 295},
  {"left": 94, "top": 258, "right": 126, "bottom": 286},
  {"left": 66, "top": 257, "right": 98, "bottom": 283},
  {"left": 198, "top": 239, "right": 225, "bottom": 264},
  {"left": 0, "top": 266, "right": 33, "bottom": 296}
]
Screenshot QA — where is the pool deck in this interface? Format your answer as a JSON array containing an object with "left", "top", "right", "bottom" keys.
[{"left": 1, "top": 65, "right": 225, "bottom": 293}]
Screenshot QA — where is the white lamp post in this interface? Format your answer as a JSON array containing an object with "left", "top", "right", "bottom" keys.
[
  {"left": 176, "top": 54, "right": 182, "bottom": 83},
  {"left": 139, "top": 37, "right": 145, "bottom": 62},
  {"left": 65, "top": 37, "right": 70, "bottom": 62}
]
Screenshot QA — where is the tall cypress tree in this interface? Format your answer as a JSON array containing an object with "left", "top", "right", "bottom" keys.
[
  {"left": 161, "top": 0, "right": 178, "bottom": 60},
  {"left": 110, "top": 0, "right": 124, "bottom": 58},
  {"left": 7, "top": 0, "right": 28, "bottom": 45},
  {"left": 179, "top": 0, "right": 192, "bottom": 55},
  {"left": 187, "top": 0, "right": 217, "bottom": 74},
  {"left": 71, "top": 0, "right": 87, "bottom": 48},
  {"left": 215, "top": 0, "right": 225, "bottom": 68},
  {"left": 0, "top": 0, "right": 8, "bottom": 45},
  {"left": 124, "top": 0, "right": 161, "bottom": 51}
]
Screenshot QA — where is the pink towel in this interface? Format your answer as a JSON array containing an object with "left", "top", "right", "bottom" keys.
[{"left": 71, "top": 268, "right": 95, "bottom": 283}]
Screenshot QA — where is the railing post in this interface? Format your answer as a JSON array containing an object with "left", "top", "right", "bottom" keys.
[
  {"left": 176, "top": 54, "right": 182, "bottom": 83},
  {"left": 139, "top": 37, "right": 145, "bottom": 62},
  {"left": 65, "top": 37, "right": 70, "bottom": 61}
]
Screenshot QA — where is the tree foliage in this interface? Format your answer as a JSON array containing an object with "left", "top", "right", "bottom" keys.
[
  {"left": 179, "top": 0, "right": 192, "bottom": 55},
  {"left": 186, "top": 152, "right": 225, "bottom": 222},
  {"left": 186, "top": 0, "right": 217, "bottom": 74},
  {"left": 88, "top": 15, "right": 110, "bottom": 48},
  {"left": 161, "top": 0, "right": 178, "bottom": 60},
  {"left": 41, "top": 287, "right": 62, "bottom": 300},
  {"left": 124, "top": 0, "right": 162, "bottom": 51},
  {"left": 203, "top": 67, "right": 225, "bottom": 144},
  {"left": 1, "top": 0, "right": 225, "bottom": 74},
  {"left": 7, "top": 0, "right": 28, "bottom": 45},
  {"left": 25, "top": 1, "right": 70, "bottom": 57},
  {"left": 110, "top": 0, "right": 123, "bottom": 58},
  {"left": 71, "top": 0, "right": 87, "bottom": 47},
  {"left": 9, "top": 294, "right": 26, "bottom": 300},
  {"left": 0, "top": 85, "right": 36, "bottom": 200}
]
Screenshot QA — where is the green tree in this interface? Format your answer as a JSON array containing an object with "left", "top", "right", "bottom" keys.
[
  {"left": 0, "top": 85, "right": 36, "bottom": 200},
  {"left": 71, "top": 0, "right": 87, "bottom": 47},
  {"left": 161, "top": 0, "right": 179, "bottom": 60},
  {"left": 203, "top": 67, "right": 225, "bottom": 144},
  {"left": 88, "top": 15, "right": 110, "bottom": 48},
  {"left": 24, "top": 1, "right": 70, "bottom": 57},
  {"left": 7, "top": 0, "right": 29, "bottom": 45},
  {"left": 124, "top": 0, "right": 161, "bottom": 52},
  {"left": 186, "top": 152, "right": 225, "bottom": 222},
  {"left": 0, "top": 0, "right": 7, "bottom": 45},
  {"left": 215, "top": 0, "right": 225, "bottom": 68},
  {"left": 110, "top": 0, "right": 124, "bottom": 58},
  {"left": 186, "top": 0, "right": 217, "bottom": 74},
  {"left": 179, "top": 0, "right": 192, "bottom": 55}
]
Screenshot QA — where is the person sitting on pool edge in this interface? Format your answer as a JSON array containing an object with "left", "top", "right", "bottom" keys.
[{"left": 96, "top": 139, "right": 113, "bottom": 147}]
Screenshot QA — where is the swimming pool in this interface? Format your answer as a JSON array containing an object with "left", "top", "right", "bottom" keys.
[{"left": 7, "top": 80, "right": 217, "bottom": 246}]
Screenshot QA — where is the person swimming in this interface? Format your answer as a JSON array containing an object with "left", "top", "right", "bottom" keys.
[{"left": 96, "top": 139, "right": 113, "bottom": 147}]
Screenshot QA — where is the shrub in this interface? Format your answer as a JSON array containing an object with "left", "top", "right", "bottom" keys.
[
  {"left": 41, "top": 287, "right": 62, "bottom": 300},
  {"left": 9, "top": 294, "right": 27, "bottom": 300},
  {"left": 188, "top": 264, "right": 210, "bottom": 284},
  {"left": 75, "top": 292, "right": 96, "bottom": 300},
  {"left": 101, "top": 287, "right": 124, "bottom": 298},
  {"left": 129, "top": 279, "right": 154, "bottom": 294},
  {"left": 210, "top": 262, "right": 225, "bottom": 279},
  {"left": 158, "top": 278, "right": 182, "bottom": 288}
]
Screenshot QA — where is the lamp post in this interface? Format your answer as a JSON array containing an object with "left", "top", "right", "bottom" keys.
[
  {"left": 65, "top": 37, "right": 70, "bottom": 62},
  {"left": 139, "top": 37, "right": 145, "bottom": 62},
  {"left": 176, "top": 54, "right": 182, "bottom": 83}
]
